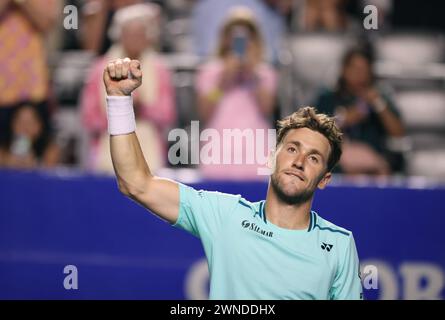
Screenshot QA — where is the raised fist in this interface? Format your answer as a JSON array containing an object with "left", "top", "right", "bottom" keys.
[{"left": 103, "top": 58, "right": 142, "bottom": 96}]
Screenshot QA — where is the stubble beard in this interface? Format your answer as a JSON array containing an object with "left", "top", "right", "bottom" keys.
[{"left": 270, "top": 171, "right": 323, "bottom": 206}]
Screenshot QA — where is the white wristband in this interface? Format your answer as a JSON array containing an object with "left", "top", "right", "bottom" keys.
[{"left": 106, "top": 95, "right": 136, "bottom": 135}]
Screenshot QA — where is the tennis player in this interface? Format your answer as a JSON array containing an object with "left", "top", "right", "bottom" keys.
[{"left": 104, "top": 58, "right": 363, "bottom": 300}]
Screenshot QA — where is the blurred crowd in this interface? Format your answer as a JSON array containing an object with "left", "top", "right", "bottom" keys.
[{"left": 0, "top": 0, "right": 444, "bottom": 180}]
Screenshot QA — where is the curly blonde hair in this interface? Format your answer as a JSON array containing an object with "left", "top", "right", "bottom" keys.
[{"left": 276, "top": 107, "right": 343, "bottom": 172}]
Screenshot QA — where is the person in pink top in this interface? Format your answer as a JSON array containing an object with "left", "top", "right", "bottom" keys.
[
  {"left": 80, "top": 3, "right": 176, "bottom": 173},
  {"left": 196, "top": 6, "right": 278, "bottom": 180}
]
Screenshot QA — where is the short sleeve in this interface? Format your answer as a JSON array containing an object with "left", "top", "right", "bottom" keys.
[
  {"left": 330, "top": 233, "right": 364, "bottom": 300},
  {"left": 173, "top": 183, "right": 241, "bottom": 239}
]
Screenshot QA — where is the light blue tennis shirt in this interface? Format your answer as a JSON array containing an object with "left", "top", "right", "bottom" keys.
[{"left": 173, "top": 183, "right": 363, "bottom": 300}]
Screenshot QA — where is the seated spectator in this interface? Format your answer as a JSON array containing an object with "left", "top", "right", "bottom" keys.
[
  {"left": 314, "top": 48, "right": 405, "bottom": 176},
  {"left": 0, "top": 0, "right": 59, "bottom": 151},
  {"left": 0, "top": 103, "right": 59, "bottom": 169},
  {"left": 196, "top": 7, "right": 277, "bottom": 180},
  {"left": 80, "top": 3, "right": 176, "bottom": 173}
]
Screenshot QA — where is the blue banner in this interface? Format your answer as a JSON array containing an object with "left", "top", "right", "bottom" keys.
[{"left": 0, "top": 169, "right": 444, "bottom": 299}]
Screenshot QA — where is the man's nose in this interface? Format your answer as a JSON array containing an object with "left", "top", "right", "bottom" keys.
[{"left": 292, "top": 153, "right": 305, "bottom": 170}]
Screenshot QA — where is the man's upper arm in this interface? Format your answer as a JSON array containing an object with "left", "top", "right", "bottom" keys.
[
  {"left": 129, "top": 178, "right": 241, "bottom": 239},
  {"left": 128, "top": 176, "right": 180, "bottom": 224}
]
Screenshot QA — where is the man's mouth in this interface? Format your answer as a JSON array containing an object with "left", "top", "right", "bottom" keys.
[{"left": 284, "top": 170, "right": 305, "bottom": 181}]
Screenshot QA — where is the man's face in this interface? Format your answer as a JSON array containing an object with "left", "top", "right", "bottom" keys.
[
  {"left": 343, "top": 55, "right": 371, "bottom": 93},
  {"left": 270, "top": 128, "right": 332, "bottom": 205}
]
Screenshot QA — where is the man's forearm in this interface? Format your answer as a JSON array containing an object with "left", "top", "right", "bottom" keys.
[
  {"left": 106, "top": 95, "right": 152, "bottom": 195},
  {"left": 104, "top": 58, "right": 180, "bottom": 223},
  {"left": 110, "top": 133, "right": 152, "bottom": 196},
  {"left": 104, "top": 59, "right": 153, "bottom": 195}
]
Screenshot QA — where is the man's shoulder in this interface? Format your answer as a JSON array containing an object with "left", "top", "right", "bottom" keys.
[
  {"left": 179, "top": 183, "right": 244, "bottom": 207},
  {"left": 313, "top": 212, "right": 355, "bottom": 257},
  {"left": 312, "top": 211, "right": 353, "bottom": 239}
]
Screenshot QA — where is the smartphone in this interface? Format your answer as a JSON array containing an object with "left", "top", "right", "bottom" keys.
[{"left": 232, "top": 26, "right": 248, "bottom": 59}]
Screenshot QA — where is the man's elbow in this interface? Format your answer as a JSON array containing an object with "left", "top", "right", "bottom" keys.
[
  {"left": 117, "top": 181, "right": 131, "bottom": 197},
  {"left": 117, "top": 182, "right": 141, "bottom": 199},
  {"left": 117, "top": 175, "right": 151, "bottom": 200}
]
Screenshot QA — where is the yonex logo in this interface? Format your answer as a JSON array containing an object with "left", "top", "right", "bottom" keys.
[{"left": 321, "top": 242, "right": 333, "bottom": 252}]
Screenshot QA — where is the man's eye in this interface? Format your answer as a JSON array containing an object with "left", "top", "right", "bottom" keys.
[
  {"left": 309, "top": 156, "right": 319, "bottom": 163},
  {"left": 288, "top": 147, "right": 296, "bottom": 153}
]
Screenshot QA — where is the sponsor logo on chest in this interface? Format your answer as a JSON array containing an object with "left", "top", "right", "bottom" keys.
[{"left": 241, "top": 220, "right": 273, "bottom": 238}]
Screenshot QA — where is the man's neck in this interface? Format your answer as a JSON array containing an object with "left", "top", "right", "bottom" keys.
[{"left": 264, "top": 187, "right": 313, "bottom": 230}]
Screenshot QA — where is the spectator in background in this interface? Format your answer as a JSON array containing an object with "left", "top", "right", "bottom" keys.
[
  {"left": 295, "top": 0, "right": 361, "bottom": 33},
  {"left": 196, "top": 7, "right": 277, "bottom": 180},
  {"left": 81, "top": 3, "right": 176, "bottom": 174},
  {"left": 0, "top": 0, "right": 59, "bottom": 152},
  {"left": 192, "top": 0, "right": 286, "bottom": 64},
  {"left": 314, "top": 48, "right": 405, "bottom": 176},
  {"left": 80, "top": 0, "right": 144, "bottom": 55},
  {"left": 0, "top": 103, "right": 59, "bottom": 169}
]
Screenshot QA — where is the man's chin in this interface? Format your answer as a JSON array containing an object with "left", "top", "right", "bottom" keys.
[
  {"left": 276, "top": 181, "right": 305, "bottom": 197},
  {"left": 281, "top": 176, "right": 306, "bottom": 191},
  {"left": 281, "top": 188, "right": 304, "bottom": 199},
  {"left": 271, "top": 175, "right": 314, "bottom": 205}
]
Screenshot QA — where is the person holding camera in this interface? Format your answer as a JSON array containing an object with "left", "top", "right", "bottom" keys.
[{"left": 196, "top": 7, "right": 278, "bottom": 180}]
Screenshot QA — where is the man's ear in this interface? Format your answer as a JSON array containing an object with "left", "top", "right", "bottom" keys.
[{"left": 317, "top": 171, "right": 332, "bottom": 190}]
